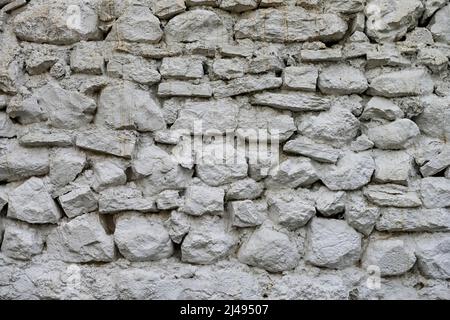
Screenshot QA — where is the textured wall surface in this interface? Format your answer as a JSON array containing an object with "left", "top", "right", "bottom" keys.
[{"left": 0, "top": 0, "right": 450, "bottom": 300}]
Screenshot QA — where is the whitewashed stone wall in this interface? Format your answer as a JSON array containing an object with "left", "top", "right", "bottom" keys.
[{"left": 0, "top": 0, "right": 449, "bottom": 300}]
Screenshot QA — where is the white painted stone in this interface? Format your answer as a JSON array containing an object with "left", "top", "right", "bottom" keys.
[
  {"left": 363, "top": 184, "right": 422, "bottom": 208},
  {"left": 367, "top": 119, "right": 420, "bottom": 150},
  {"left": 318, "top": 65, "right": 368, "bottom": 95},
  {"left": 59, "top": 186, "right": 97, "bottom": 218},
  {"left": 420, "top": 177, "right": 450, "bottom": 208},
  {"left": 0, "top": 221, "right": 44, "bottom": 260},
  {"left": 182, "top": 184, "right": 224, "bottom": 216}
]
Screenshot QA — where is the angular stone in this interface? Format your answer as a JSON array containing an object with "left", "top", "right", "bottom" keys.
[
  {"left": 362, "top": 238, "right": 416, "bottom": 276},
  {"left": 324, "top": 0, "right": 365, "bottom": 13},
  {"left": 160, "top": 56, "right": 204, "bottom": 80},
  {"left": 70, "top": 42, "right": 104, "bottom": 75},
  {"left": 315, "top": 187, "right": 346, "bottom": 216},
  {"left": 0, "top": 140, "right": 49, "bottom": 182},
  {"left": 297, "top": 105, "right": 360, "bottom": 148},
  {"left": 369, "top": 69, "right": 434, "bottom": 97},
  {"left": 226, "top": 178, "right": 264, "bottom": 201},
  {"left": 318, "top": 65, "right": 368, "bottom": 95},
  {"left": 211, "top": 58, "right": 247, "bottom": 80},
  {"left": 365, "top": 0, "right": 424, "bottom": 42},
  {"left": 98, "top": 185, "right": 157, "bottom": 214},
  {"left": 166, "top": 211, "right": 190, "bottom": 244},
  {"left": 420, "top": 147, "right": 450, "bottom": 177},
  {"left": 266, "top": 189, "right": 316, "bottom": 230},
  {"left": 150, "top": 0, "right": 186, "bottom": 19},
  {"left": 76, "top": 129, "right": 137, "bottom": 158},
  {"left": 156, "top": 190, "right": 182, "bottom": 210},
  {"left": 363, "top": 184, "right": 422, "bottom": 208},
  {"left": 306, "top": 218, "right": 362, "bottom": 269},
  {"left": 250, "top": 92, "right": 330, "bottom": 112},
  {"left": 181, "top": 184, "right": 224, "bottom": 216},
  {"left": 8, "top": 177, "right": 61, "bottom": 224},
  {"left": 214, "top": 74, "right": 282, "bottom": 98},
  {"left": 0, "top": 221, "right": 44, "bottom": 260},
  {"left": 422, "top": 0, "right": 447, "bottom": 22},
  {"left": 19, "top": 127, "right": 73, "bottom": 147},
  {"left": 372, "top": 150, "right": 414, "bottom": 185},
  {"left": 367, "top": 119, "right": 420, "bottom": 150},
  {"left": 228, "top": 200, "right": 264, "bottom": 228},
  {"left": 219, "top": 43, "right": 254, "bottom": 58},
  {"left": 0, "top": 112, "right": 15, "bottom": 138},
  {"left": 376, "top": 208, "right": 450, "bottom": 232},
  {"left": 97, "top": 84, "right": 165, "bottom": 132},
  {"left": 282, "top": 66, "right": 318, "bottom": 91},
  {"left": 415, "top": 233, "right": 450, "bottom": 279},
  {"left": 429, "top": 4, "right": 450, "bottom": 44},
  {"left": 417, "top": 47, "right": 448, "bottom": 71},
  {"left": 284, "top": 136, "right": 340, "bottom": 164},
  {"left": 110, "top": 5, "right": 163, "bottom": 43},
  {"left": 316, "top": 152, "right": 375, "bottom": 191},
  {"left": 49, "top": 148, "right": 86, "bottom": 193},
  {"left": 351, "top": 135, "right": 375, "bottom": 152},
  {"left": 181, "top": 222, "right": 235, "bottom": 265},
  {"left": 114, "top": 214, "right": 173, "bottom": 262},
  {"left": 415, "top": 95, "right": 450, "bottom": 141},
  {"left": 26, "top": 51, "right": 58, "bottom": 76},
  {"left": 235, "top": 8, "right": 348, "bottom": 43},
  {"left": 165, "top": 10, "right": 228, "bottom": 45},
  {"left": 13, "top": 1, "right": 101, "bottom": 44},
  {"left": 12, "top": 84, "right": 96, "bottom": 129},
  {"left": 238, "top": 225, "right": 300, "bottom": 272},
  {"left": 345, "top": 192, "right": 380, "bottom": 235},
  {"left": 59, "top": 186, "right": 98, "bottom": 218},
  {"left": 107, "top": 53, "right": 161, "bottom": 85},
  {"left": 366, "top": 44, "right": 411, "bottom": 68},
  {"left": 266, "top": 157, "right": 319, "bottom": 189},
  {"left": 92, "top": 160, "right": 126, "bottom": 192},
  {"left": 158, "top": 81, "right": 212, "bottom": 98},
  {"left": 300, "top": 48, "right": 343, "bottom": 62},
  {"left": 247, "top": 54, "right": 284, "bottom": 74},
  {"left": 220, "top": 0, "right": 258, "bottom": 12},
  {"left": 420, "top": 177, "right": 450, "bottom": 208},
  {"left": 361, "top": 97, "right": 404, "bottom": 121},
  {"left": 46, "top": 213, "right": 115, "bottom": 263}
]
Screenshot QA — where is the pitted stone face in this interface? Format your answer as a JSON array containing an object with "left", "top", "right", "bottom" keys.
[{"left": 0, "top": 0, "right": 450, "bottom": 300}]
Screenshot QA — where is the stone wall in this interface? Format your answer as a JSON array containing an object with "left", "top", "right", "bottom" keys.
[{"left": 0, "top": 0, "right": 449, "bottom": 300}]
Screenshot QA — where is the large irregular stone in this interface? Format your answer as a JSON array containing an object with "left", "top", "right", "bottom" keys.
[
  {"left": 7, "top": 177, "right": 61, "bottom": 224},
  {"left": 13, "top": 1, "right": 101, "bottom": 44},
  {"left": 76, "top": 129, "right": 137, "bottom": 159},
  {"left": 428, "top": 4, "right": 450, "bottom": 44},
  {"left": 181, "top": 184, "right": 224, "bottom": 216},
  {"left": 266, "top": 157, "right": 319, "bottom": 189},
  {"left": 250, "top": 92, "right": 330, "bottom": 112},
  {"left": 420, "top": 177, "right": 450, "bottom": 208},
  {"left": 238, "top": 225, "right": 300, "bottom": 272},
  {"left": 46, "top": 213, "right": 115, "bottom": 263},
  {"left": 227, "top": 200, "right": 265, "bottom": 228},
  {"left": 0, "top": 221, "right": 44, "bottom": 260},
  {"left": 266, "top": 189, "right": 316, "bottom": 230},
  {"left": 316, "top": 152, "right": 375, "bottom": 191},
  {"left": 376, "top": 208, "right": 450, "bottom": 232},
  {"left": 181, "top": 221, "right": 236, "bottom": 265},
  {"left": 160, "top": 56, "right": 204, "bottom": 80},
  {"left": 107, "top": 53, "right": 161, "bottom": 85},
  {"left": 235, "top": 8, "right": 348, "bottom": 43},
  {"left": 363, "top": 184, "right": 422, "bottom": 208},
  {"left": 114, "top": 214, "right": 173, "bottom": 262},
  {"left": 0, "top": 140, "right": 49, "bottom": 182},
  {"left": 414, "top": 233, "right": 450, "bottom": 279},
  {"left": 306, "top": 218, "right": 362, "bottom": 269},
  {"left": 59, "top": 186, "right": 98, "bottom": 218},
  {"left": 97, "top": 84, "right": 165, "bottom": 132},
  {"left": 284, "top": 136, "right": 341, "bottom": 164},
  {"left": 109, "top": 5, "right": 163, "bottom": 43},
  {"left": 365, "top": 0, "right": 424, "bottom": 42},
  {"left": 367, "top": 119, "right": 420, "bottom": 150},
  {"left": 369, "top": 69, "right": 434, "bottom": 97},
  {"left": 362, "top": 238, "right": 416, "bottom": 276},
  {"left": 98, "top": 185, "right": 157, "bottom": 214},
  {"left": 345, "top": 192, "right": 381, "bottom": 235},
  {"left": 11, "top": 84, "right": 96, "bottom": 129},
  {"left": 165, "top": 9, "right": 228, "bottom": 45},
  {"left": 214, "top": 74, "right": 282, "bottom": 98},
  {"left": 297, "top": 106, "right": 360, "bottom": 148},
  {"left": 318, "top": 65, "right": 368, "bottom": 95},
  {"left": 372, "top": 150, "right": 414, "bottom": 185},
  {"left": 415, "top": 95, "right": 450, "bottom": 141}
]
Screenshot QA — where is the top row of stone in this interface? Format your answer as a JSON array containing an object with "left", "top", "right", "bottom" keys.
[{"left": 7, "top": 0, "right": 450, "bottom": 46}]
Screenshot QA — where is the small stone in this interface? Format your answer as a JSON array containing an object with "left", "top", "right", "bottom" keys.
[
  {"left": 420, "top": 147, "right": 450, "bottom": 177},
  {"left": 0, "top": 112, "right": 15, "bottom": 138},
  {"left": 415, "top": 233, "right": 450, "bottom": 279},
  {"left": 363, "top": 184, "right": 422, "bottom": 208},
  {"left": 226, "top": 178, "right": 264, "bottom": 201},
  {"left": 366, "top": 44, "right": 411, "bottom": 68},
  {"left": 8, "top": 177, "right": 61, "bottom": 224},
  {"left": 367, "top": 119, "right": 420, "bottom": 150},
  {"left": 158, "top": 81, "right": 212, "bottom": 98},
  {"left": 150, "top": 0, "right": 186, "bottom": 19},
  {"left": 306, "top": 218, "right": 362, "bottom": 269},
  {"left": 220, "top": 0, "right": 258, "bottom": 12},
  {"left": 0, "top": 221, "right": 44, "bottom": 260},
  {"left": 181, "top": 184, "right": 224, "bottom": 216},
  {"left": 362, "top": 238, "right": 416, "bottom": 276},
  {"left": 70, "top": 42, "right": 104, "bottom": 75},
  {"left": 238, "top": 225, "right": 300, "bottom": 272},
  {"left": 361, "top": 97, "right": 404, "bottom": 121},
  {"left": 214, "top": 74, "right": 282, "bottom": 98},
  {"left": 166, "top": 211, "right": 190, "bottom": 244},
  {"left": 300, "top": 48, "right": 343, "bottom": 62},
  {"left": 114, "top": 213, "right": 173, "bottom": 262},
  {"left": 26, "top": 52, "right": 58, "bottom": 75},
  {"left": 266, "top": 157, "right": 319, "bottom": 189},
  {"left": 251, "top": 92, "right": 330, "bottom": 112},
  {"left": 160, "top": 56, "right": 204, "bottom": 80},
  {"left": 46, "top": 213, "right": 115, "bottom": 263},
  {"left": 318, "top": 65, "right": 368, "bottom": 95},
  {"left": 156, "top": 190, "right": 182, "bottom": 210},
  {"left": 417, "top": 47, "right": 448, "bottom": 71},
  {"left": 345, "top": 192, "right": 380, "bottom": 236},
  {"left": 376, "top": 208, "right": 450, "bottom": 232},
  {"left": 282, "top": 66, "right": 318, "bottom": 91},
  {"left": 92, "top": 160, "right": 126, "bottom": 192},
  {"left": 59, "top": 186, "right": 98, "bottom": 218},
  {"left": 228, "top": 200, "right": 264, "bottom": 228},
  {"left": 107, "top": 53, "right": 161, "bottom": 85},
  {"left": 19, "top": 127, "right": 73, "bottom": 147},
  {"left": 98, "top": 185, "right": 157, "bottom": 214},
  {"left": 211, "top": 58, "right": 246, "bottom": 80},
  {"left": 315, "top": 187, "right": 346, "bottom": 216},
  {"left": 350, "top": 135, "right": 375, "bottom": 152},
  {"left": 219, "top": 43, "right": 254, "bottom": 58},
  {"left": 49, "top": 148, "right": 86, "bottom": 194},
  {"left": 284, "top": 136, "right": 340, "bottom": 164},
  {"left": 369, "top": 69, "right": 434, "bottom": 97},
  {"left": 420, "top": 177, "right": 450, "bottom": 208},
  {"left": 266, "top": 189, "right": 316, "bottom": 230},
  {"left": 76, "top": 129, "right": 137, "bottom": 158},
  {"left": 247, "top": 54, "right": 284, "bottom": 74}
]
